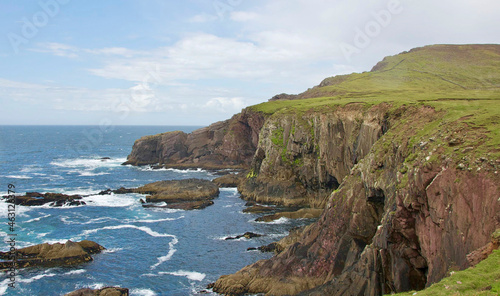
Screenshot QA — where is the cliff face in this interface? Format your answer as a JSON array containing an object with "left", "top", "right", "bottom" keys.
[
  {"left": 240, "top": 103, "right": 389, "bottom": 208},
  {"left": 212, "top": 104, "right": 500, "bottom": 295},
  {"left": 124, "top": 108, "right": 266, "bottom": 169},
  {"left": 125, "top": 44, "right": 500, "bottom": 295}
]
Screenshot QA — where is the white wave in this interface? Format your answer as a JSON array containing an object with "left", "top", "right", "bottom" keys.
[
  {"left": 213, "top": 234, "right": 250, "bottom": 241},
  {"left": 88, "top": 283, "right": 105, "bottom": 290},
  {"left": 253, "top": 217, "right": 290, "bottom": 224},
  {"left": 79, "top": 171, "right": 111, "bottom": 177},
  {"left": 167, "top": 168, "right": 206, "bottom": 174},
  {"left": 36, "top": 203, "right": 83, "bottom": 210},
  {"left": 102, "top": 247, "right": 124, "bottom": 254},
  {"left": 160, "top": 270, "right": 206, "bottom": 281},
  {"left": 223, "top": 205, "right": 234, "bottom": 208},
  {"left": 130, "top": 288, "right": 157, "bottom": 296},
  {"left": 20, "top": 165, "right": 42, "bottom": 173},
  {"left": 134, "top": 166, "right": 207, "bottom": 174},
  {"left": 43, "top": 239, "right": 71, "bottom": 245},
  {"left": 131, "top": 216, "right": 184, "bottom": 223},
  {"left": 82, "top": 194, "right": 137, "bottom": 208},
  {"left": 24, "top": 214, "right": 51, "bottom": 223},
  {"left": 1, "top": 175, "right": 32, "bottom": 179},
  {"left": 151, "top": 236, "right": 179, "bottom": 269},
  {"left": 18, "top": 272, "right": 57, "bottom": 283},
  {"left": 0, "top": 200, "right": 32, "bottom": 218},
  {"left": 81, "top": 225, "right": 175, "bottom": 238},
  {"left": 0, "top": 278, "right": 9, "bottom": 295},
  {"left": 219, "top": 187, "right": 239, "bottom": 193},
  {"left": 51, "top": 157, "right": 127, "bottom": 168},
  {"left": 65, "top": 269, "right": 86, "bottom": 275},
  {"left": 50, "top": 157, "right": 126, "bottom": 177},
  {"left": 37, "top": 232, "right": 50, "bottom": 238},
  {"left": 61, "top": 216, "right": 118, "bottom": 225}
]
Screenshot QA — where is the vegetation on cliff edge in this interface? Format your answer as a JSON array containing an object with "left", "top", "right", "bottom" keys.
[{"left": 393, "top": 250, "right": 500, "bottom": 296}]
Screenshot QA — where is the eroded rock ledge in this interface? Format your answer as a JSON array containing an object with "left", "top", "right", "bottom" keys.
[
  {"left": 136, "top": 178, "right": 220, "bottom": 210},
  {"left": 0, "top": 240, "right": 105, "bottom": 269}
]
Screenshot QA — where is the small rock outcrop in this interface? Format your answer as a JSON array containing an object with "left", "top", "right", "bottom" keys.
[
  {"left": 136, "top": 178, "right": 219, "bottom": 210},
  {"left": 3, "top": 192, "right": 86, "bottom": 207},
  {"left": 225, "top": 232, "right": 263, "bottom": 240},
  {"left": 64, "top": 287, "right": 129, "bottom": 296},
  {"left": 0, "top": 240, "right": 105, "bottom": 269}
]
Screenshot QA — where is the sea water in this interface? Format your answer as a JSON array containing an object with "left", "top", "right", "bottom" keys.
[{"left": 0, "top": 126, "right": 314, "bottom": 296}]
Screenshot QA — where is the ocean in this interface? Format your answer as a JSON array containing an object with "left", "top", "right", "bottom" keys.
[{"left": 0, "top": 126, "right": 314, "bottom": 296}]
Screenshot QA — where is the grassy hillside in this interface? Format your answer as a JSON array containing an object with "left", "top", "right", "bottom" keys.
[{"left": 250, "top": 44, "right": 500, "bottom": 160}]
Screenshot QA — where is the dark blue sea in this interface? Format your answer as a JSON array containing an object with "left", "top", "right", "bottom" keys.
[{"left": 0, "top": 126, "right": 313, "bottom": 296}]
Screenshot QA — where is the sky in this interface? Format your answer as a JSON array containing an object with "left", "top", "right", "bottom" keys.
[{"left": 0, "top": 0, "right": 499, "bottom": 126}]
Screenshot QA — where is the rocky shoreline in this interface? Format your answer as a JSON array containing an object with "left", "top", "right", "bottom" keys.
[{"left": 123, "top": 45, "right": 500, "bottom": 295}]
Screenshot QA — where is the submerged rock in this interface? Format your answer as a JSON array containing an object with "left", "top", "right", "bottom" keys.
[
  {"left": 0, "top": 240, "right": 105, "bottom": 269},
  {"left": 225, "top": 232, "right": 263, "bottom": 240}
]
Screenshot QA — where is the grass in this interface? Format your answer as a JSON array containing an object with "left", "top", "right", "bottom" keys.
[
  {"left": 249, "top": 44, "right": 500, "bottom": 160},
  {"left": 393, "top": 250, "right": 500, "bottom": 296}
]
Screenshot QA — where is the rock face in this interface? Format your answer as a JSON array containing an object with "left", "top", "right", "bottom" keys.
[
  {"left": 135, "top": 178, "right": 219, "bottom": 210},
  {"left": 0, "top": 240, "right": 105, "bottom": 269},
  {"left": 123, "top": 109, "right": 266, "bottom": 169},
  {"left": 211, "top": 105, "right": 500, "bottom": 295},
  {"left": 239, "top": 103, "right": 390, "bottom": 208},
  {"left": 64, "top": 287, "right": 129, "bottom": 296}
]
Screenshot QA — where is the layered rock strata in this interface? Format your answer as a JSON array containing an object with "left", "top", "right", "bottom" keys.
[
  {"left": 123, "top": 109, "right": 266, "bottom": 169},
  {"left": 211, "top": 105, "right": 500, "bottom": 295}
]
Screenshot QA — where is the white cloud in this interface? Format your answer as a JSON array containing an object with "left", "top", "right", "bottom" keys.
[
  {"left": 203, "top": 97, "right": 247, "bottom": 113},
  {"left": 230, "top": 11, "right": 259, "bottom": 22},
  {"left": 30, "top": 42, "right": 80, "bottom": 58},
  {"left": 188, "top": 13, "right": 218, "bottom": 23}
]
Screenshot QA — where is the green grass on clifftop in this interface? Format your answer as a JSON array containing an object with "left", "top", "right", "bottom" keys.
[
  {"left": 392, "top": 250, "right": 500, "bottom": 296},
  {"left": 249, "top": 44, "right": 500, "bottom": 159}
]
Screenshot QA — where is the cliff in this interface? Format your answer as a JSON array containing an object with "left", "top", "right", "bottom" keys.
[
  {"left": 212, "top": 103, "right": 500, "bottom": 295},
  {"left": 124, "top": 108, "right": 266, "bottom": 169},
  {"left": 126, "top": 44, "right": 500, "bottom": 295}
]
